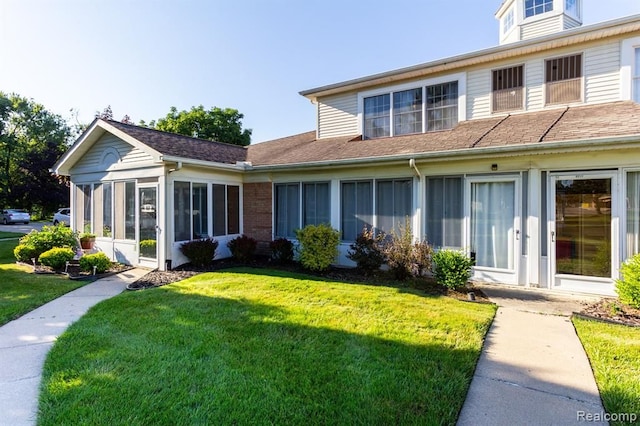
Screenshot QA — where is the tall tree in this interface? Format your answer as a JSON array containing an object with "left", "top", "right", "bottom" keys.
[
  {"left": 0, "top": 92, "right": 72, "bottom": 216},
  {"left": 150, "top": 105, "right": 252, "bottom": 146}
]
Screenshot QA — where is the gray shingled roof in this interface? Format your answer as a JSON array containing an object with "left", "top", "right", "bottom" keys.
[
  {"left": 246, "top": 101, "right": 640, "bottom": 166},
  {"left": 106, "top": 120, "right": 247, "bottom": 165}
]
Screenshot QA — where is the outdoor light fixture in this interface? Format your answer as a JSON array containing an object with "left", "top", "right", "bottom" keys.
[{"left": 491, "top": 164, "right": 498, "bottom": 171}]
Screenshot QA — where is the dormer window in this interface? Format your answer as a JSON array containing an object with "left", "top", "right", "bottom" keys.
[
  {"left": 502, "top": 8, "right": 514, "bottom": 34},
  {"left": 525, "top": 0, "right": 553, "bottom": 18},
  {"left": 361, "top": 75, "right": 463, "bottom": 139},
  {"left": 565, "top": 0, "right": 580, "bottom": 19},
  {"left": 364, "top": 94, "right": 390, "bottom": 139}
]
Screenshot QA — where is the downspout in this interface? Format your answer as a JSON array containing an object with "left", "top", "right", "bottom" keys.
[{"left": 409, "top": 159, "right": 423, "bottom": 241}]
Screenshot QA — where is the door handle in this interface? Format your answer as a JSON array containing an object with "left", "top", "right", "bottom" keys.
[
  {"left": 515, "top": 230, "right": 520, "bottom": 240},
  {"left": 551, "top": 231, "right": 555, "bottom": 242}
]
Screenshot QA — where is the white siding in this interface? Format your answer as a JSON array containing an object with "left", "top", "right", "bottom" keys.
[
  {"left": 525, "top": 58, "right": 544, "bottom": 110},
  {"left": 585, "top": 42, "right": 621, "bottom": 104},
  {"left": 521, "top": 15, "right": 562, "bottom": 41},
  {"left": 467, "top": 69, "right": 491, "bottom": 119},
  {"left": 317, "top": 93, "right": 358, "bottom": 139},
  {"left": 563, "top": 16, "right": 581, "bottom": 30},
  {"left": 72, "top": 134, "right": 154, "bottom": 173}
]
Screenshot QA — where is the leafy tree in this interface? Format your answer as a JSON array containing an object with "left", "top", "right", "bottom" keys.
[
  {"left": 0, "top": 92, "right": 72, "bottom": 216},
  {"left": 149, "top": 105, "right": 252, "bottom": 146}
]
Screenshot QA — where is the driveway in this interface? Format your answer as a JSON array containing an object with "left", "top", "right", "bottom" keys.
[{"left": 0, "top": 221, "right": 47, "bottom": 235}]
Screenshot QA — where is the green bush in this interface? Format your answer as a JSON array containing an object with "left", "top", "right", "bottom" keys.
[
  {"left": 140, "top": 239, "right": 157, "bottom": 257},
  {"left": 384, "top": 218, "right": 415, "bottom": 280},
  {"left": 39, "top": 247, "right": 75, "bottom": 270},
  {"left": 79, "top": 252, "right": 112, "bottom": 274},
  {"left": 14, "top": 244, "right": 39, "bottom": 263},
  {"left": 270, "top": 238, "right": 294, "bottom": 264},
  {"left": 616, "top": 254, "right": 640, "bottom": 308},
  {"left": 347, "top": 226, "right": 386, "bottom": 275},
  {"left": 227, "top": 235, "right": 258, "bottom": 264},
  {"left": 17, "top": 225, "right": 77, "bottom": 261},
  {"left": 180, "top": 238, "right": 218, "bottom": 267},
  {"left": 295, "top": 224, "right": 340, "bottom": 272},
  {"left": 431, "top": 249, "right": 474, "bottom": 290},
  {"left": 413, "top": 239, "right": 433, "bottom": 277}
]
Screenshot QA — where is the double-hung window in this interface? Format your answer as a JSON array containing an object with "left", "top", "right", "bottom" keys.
[
  {"left": 426, "top": 82, "right": 458, "bottom": 131},
  {"left": 393, "top": 89, "right": 422, "bottom": 136},
  {"left": 493, "top": 65, "right": 524, "bottom": 112},
  {"left": 364, "top": 94, "right": 391, "bottom": 139},
  {"left": 212, "top": 184, "right": 240, "bottom": 236},
  {"left": 525, "top": 0, "right": 553, "bottom": 18},
  {"left": 545, "top": 54, "right": 582, "bottom": 104},
  {"left": 503, "top": 8, "right": 514, "bottom": 34},
  {"left": 275, "top": 182, "right": 331, "bottom": 238}
]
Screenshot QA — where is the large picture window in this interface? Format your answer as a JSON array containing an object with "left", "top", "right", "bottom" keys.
[
  {"left": 275, "top": 183, "right": 300, "bottom": 238},
  {"left": 303, "top": 182, "right": 330, "bottom": 227},
  {"left": 376, "top": 179, "right": 412, "bottom": 235},
  {"left": 341, "top": 181, "right": 373, "bottom": 241},
  {"left": 426, "top": 177, "right": 463, "bottom": 248},
  {"left": 193, "top": 183, "right": 208, "bottom": 238},
  {"left": 426, "top": 82, "right": 458, "bottom": 131},
  {"left": 174, "top": 181, "right": 191, "bottom": 241}
]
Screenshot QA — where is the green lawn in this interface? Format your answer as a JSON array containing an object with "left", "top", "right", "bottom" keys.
[
  {"left": 39, "top": 268, "right": 496, "bottom": 425},
  {"left": 573, "top": 317, "right": 640, "bottom": 425},
  {"left": 0, "top": 231, "right": 24, "bottom": 239},
  {"left": 0, "top": 240, "right": 86, "bottom": 325}
]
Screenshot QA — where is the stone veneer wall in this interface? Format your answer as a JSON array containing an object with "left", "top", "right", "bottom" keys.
[{"left": 243, "top": 182, "right": 273, "bottom": 253}]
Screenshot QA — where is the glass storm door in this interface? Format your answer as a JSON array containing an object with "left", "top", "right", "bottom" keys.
[
  {"left": 469, "top": 178, "right": 520, "bottom": 284},
  {"left": 550, "top": 173, "right": 617, "bottom": 293},
  {"left": 138, "top": 185, "right": 158, "bottom": 264}
]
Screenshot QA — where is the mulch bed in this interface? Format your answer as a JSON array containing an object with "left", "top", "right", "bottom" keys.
[
  {"left": 578, "top": 299, "right": 640, "bottom": 327},
  {"left": 31, "top": 262, "right": 133, "bottom": 281}
]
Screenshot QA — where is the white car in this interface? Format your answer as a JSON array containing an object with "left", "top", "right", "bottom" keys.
[
  {"left": 1, "top": 209, "right": 30, "bottom": 225},
  {"left": 53, "top": 208, "right": 71, "bottom": 226}
]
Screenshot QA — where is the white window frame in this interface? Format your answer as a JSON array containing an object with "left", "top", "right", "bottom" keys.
[
  {"left": 502, "top": 7, "right": 515, "bottom": 35},
  {"left": 357, "top": 72, "right": 466, "bottom": 138},
  {"left": 524, "top": 0, "right": 553, "bottom": 19},
  {"left": 620, "top": 37, "right": 640, "bottom": 102},
  {"left": 565, "top": 0, "right": 580, "bottom": 20}
]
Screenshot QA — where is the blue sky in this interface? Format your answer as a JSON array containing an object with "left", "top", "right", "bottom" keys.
[{"left": 1, "top": 0, "right": 639, "bottom": 144}]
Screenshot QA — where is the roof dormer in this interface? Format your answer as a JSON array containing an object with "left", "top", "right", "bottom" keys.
[{"left": 496, "top": 0, "right": 582, "bottom": 45}]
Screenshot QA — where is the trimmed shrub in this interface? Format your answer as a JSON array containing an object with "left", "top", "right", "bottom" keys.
[
  {"left": 14, "top": 244, "right": 39, "bottom": 263},
  {"left": 180, "top": 238, "right": 218, "bottom": 267},
  {"left": 295, "top": 224, "right": 340, "bottom": 272},
  {"left": 140, "top": 239, "right": 157, "bottom": 257},
  {"left": 413, "top": 239, "right": 433, "bottom": 277},
  {"left": 347, "top": 226, "right": 386, "bottom": 275},
  {"left": 79, "top": 252, "right": 112, "bottom": 274},
  {"left": 16, "top": 225, "right": 77, "bottom": 261},
  {"left": 39, "top": 247, "right": 75, "bottom": 270},
  {"left": 616, "top": 254, "right": 640, "bottom": 308},
  {"left": 384, "top": 218, "right": 415, "bottom": 280},
  {"left": 227, "top": 235, "right": 258, "bottom": 264},
  {"left": 270, "top": 238, "right": 294, "bottom": 264},
  {"left": 431, "top": 249, "right": 474, "bottom": 290}
]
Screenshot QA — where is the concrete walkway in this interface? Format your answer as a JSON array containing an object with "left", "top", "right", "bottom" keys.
[
  {"left": 458, "top": 284, "right": 607, "bottom": 426},
  {"left": 0, "top": 268, "right": 149, "bottom": 426}
]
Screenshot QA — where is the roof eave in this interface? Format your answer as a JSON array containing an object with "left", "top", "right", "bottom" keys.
[
  {"left": 299, "top": 15, "right": 640, "bottom": 102},
  {"left": 160, "top": 155, "right": 251, "bottom": 172},
  {"left": 248, "top": 135, "right": 640, "bottom": 172}
]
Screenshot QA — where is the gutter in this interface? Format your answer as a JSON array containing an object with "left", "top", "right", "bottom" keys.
[
  {"left": 247, "top": 135, "right": 640, "bottom": 172},
  {"left": 159, "top": 155, "right": 251, "bottom": 172}
]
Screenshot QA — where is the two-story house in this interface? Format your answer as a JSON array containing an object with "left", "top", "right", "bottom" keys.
[{"left": 53, "top": 0, "right": 640, "bottom": 295}]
